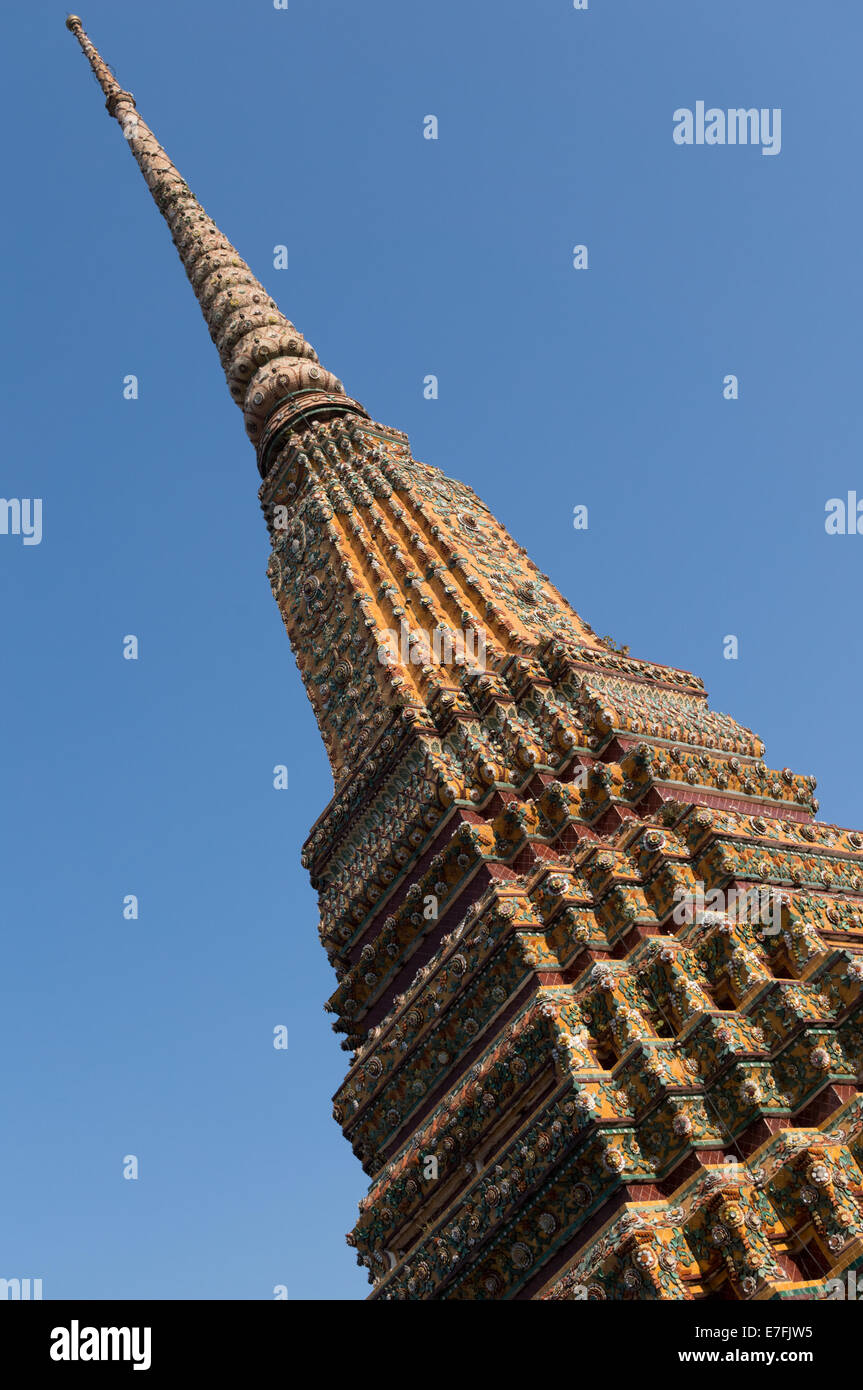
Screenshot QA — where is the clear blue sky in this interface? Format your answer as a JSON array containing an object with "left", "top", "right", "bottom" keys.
[{"left": 2, "top": 0, "right": 861, "bottom": 1300}]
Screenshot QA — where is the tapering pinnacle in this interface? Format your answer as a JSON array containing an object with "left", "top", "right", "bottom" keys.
[{"left": 66, "top": 15, "right": 354, "bottom": 456}]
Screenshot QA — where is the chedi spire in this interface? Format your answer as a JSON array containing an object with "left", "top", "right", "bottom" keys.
[
  {"left": 68, "top": 16, "right": 863, "bottom": 1308},
  {"left": 65, "top": 15, "right": 359, "bottom": 461}
]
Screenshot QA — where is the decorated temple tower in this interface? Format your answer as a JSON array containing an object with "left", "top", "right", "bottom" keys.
[{"left": 68, "top": 16, "right": 863, "bottom": 1300}]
